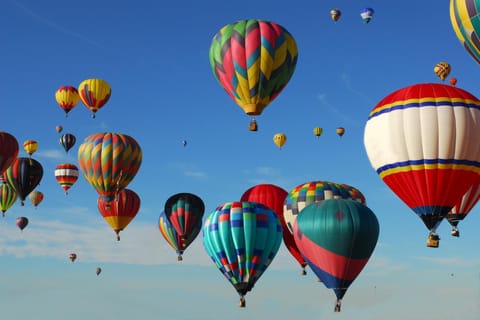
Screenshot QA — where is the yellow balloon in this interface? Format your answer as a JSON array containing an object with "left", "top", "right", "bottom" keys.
[
  {"left": 273, "top": 133, "right": 287, "bottom": 149},
  {"left": 23, "top": 140, "right": 38, "bottom": 156},
  {"left": 313, "top": 127, "right": 323, "bottom": 138},
  {"left": 78, "top": 78, "right": 111, "bottom": 118}
]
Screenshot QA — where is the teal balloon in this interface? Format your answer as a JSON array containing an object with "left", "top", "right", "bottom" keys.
[
  {"left": 203, "top": 201, "right": 282, "bottom": 307},
  {"left": 294, "top": 199, "right": 379, "bottom": 312}
]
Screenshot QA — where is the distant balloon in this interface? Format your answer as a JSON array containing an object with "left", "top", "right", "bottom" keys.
[
  {"left": 203, "top": 201, "right": 283, "bottom": 307},
  {"left": 59, "top": 133, "right": 76, "bottom": 153},
  {"left": 69, "top": 253, "right": 77, "bottom": 262},
  {"left": 5, "top": 157, "right": 43, "bottom": 206},
  {"left": 97, "top": 189, "right": 141, "bottom": 241},
  {"left": 23, "top": 140, "right": 38, "bottom": 157},
  {"left": 54, "top": 163, "right": 79, "bottom": 195},
  {"left": 434, "top": 62, "right": 451, "bottom": 81},
  {"left": 55, "top": 86, "right": 80, "bottom": 117},
  {"left": 273, "top": 133, "right": 287, "bottom": 149},
  {"left": 313, "top": 127, "right": 323, "bottom": 139},
  {"left": 294, "top": 199, "right": 379, "bottom": 312},
  {"left": 29, "top": 190, "right": 44, "bottom": 208},
  {"left": 330, "top": 8, "right": 341, "bottom": 21},
  {"left": 95, "top": 267, "right": 102, "bottom": 276},
  {"left": 182, "top": 140, "right": 187, "bottom": 147},
  {"left": 55, "top": 125, "right": 63, "bottom": 133},
  {"left": 78, "top": 132, "right": 142, "bottom": 202},
  {"left": 336, "top": 127, "right": 345, "bottom": 137},
  {"left": 449, "top": 77, "right": 458, "bottom": 86},
  {"left": 360, "top": 8, "right": 375, "bottom": 24},
  {"left": 78, "top": 78, "right": 111, "bottom": 118},
  {"left": 16, "top": 216, "right": 28, "bottom": 231},
  {"left": 0, "top": 182, "right": 17, "bottom": 217},
  {"left": 0, "top": 132, "right": 19, "bottom": 175}
]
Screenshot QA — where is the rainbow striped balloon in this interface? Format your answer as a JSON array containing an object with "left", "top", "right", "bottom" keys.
[
  {"left": 54, "top": 163, "right": 79, "bottom": 194},
  {"left": 78, "top": 132, "right": 142, "bottom": 202}
]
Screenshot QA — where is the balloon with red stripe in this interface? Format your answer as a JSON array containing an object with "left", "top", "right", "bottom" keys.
[
  {"left": 294, "top": 199, "right": 379, "bottom": 312},
  {"left": 446, "top": 179, "right": 480, "bottom": 237},
  {"left": 98, "top": 188, "right": 140, "bottom": 241},
  {"left": 364, "top": 83, "right": 480, "bottom": 246},
  {"left": 54, "top": 163, "right": 79, "bottom": 195}
]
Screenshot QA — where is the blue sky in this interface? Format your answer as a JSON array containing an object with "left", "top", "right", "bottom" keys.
[{"left": 1, "top": 0, "right": 480, "bottom": 319}]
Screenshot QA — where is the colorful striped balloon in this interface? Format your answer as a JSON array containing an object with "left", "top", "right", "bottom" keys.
[
  {"left": 55, "top": 86, "right": 80, "bottom": 117},
  {"left": 59, "top": 133, "right": 76, "bottom": 153},
  {"left": 158, "top": 210, "right": 199, "bottom": 261},
  {"left": 209, "top": 20, "right": 298, "bottom": 118},
  {"left": 77, "top": 132, "right": 142, "bottom": 202},
  {"left": 97, "top": 189, "right": 140, "bottom": 241},
  {"left": 0, "top": 182, "right": 17, "bottom": 216},
  {"left": 78, "top": 78, "right": 111, "bottom": 118},
  {"left": 364, "top": 83, "right": 480, "bottom": 245},
  {"left": 294, "top": 199, "right": 379, "bottom": 312},
  {"left": 164, "top": 193, "right": 205, "bottom": 259},
  {"left": 450, "top": 0, "right": 480, "bottom": 64},
  {"left": 54, "top": 163, "right": 79, "bottom": 194},
  {"left": 283, "top": 181, "right": 366, "bottom": 234},
  {"left": 203, "top": 201, "right": 282, "bottom": 307},
  {"left": 5, "top": 157, "right": 43, "bottom": 206}
]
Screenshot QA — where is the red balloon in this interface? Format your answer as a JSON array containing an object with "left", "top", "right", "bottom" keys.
[
  {"left": 16, "top": 216, "right": 28, "bottom": 231},
  {"left": 0, "top": 132, "right": 19, "bottom": 175},
  {"left": 98, "top": 189, "right": 140, "bottom": 240},
  {"left": 240, "top": 183, "right": 308, "bottom": 275}
]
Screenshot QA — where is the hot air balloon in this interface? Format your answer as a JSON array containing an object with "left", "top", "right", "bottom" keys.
[
  {"left": 0, "top": 132, "right": 19, "bottom": 175},
  {"left": 69, "top": 253, "right": 77, "bottom": 262},
  {"left": 283, "top": 181, "right": 366, "bottom": 234},
  {"left": 78, "top": 78, "right": 111, "bottom": 118},
  {"left": 78, "top": 132, "right": 142, "bottom": 202},
  {"left": 449, "top": 77, "right": 458, "bottom": 86},
  {"left": 434, "top": 61, "right": 451, "bottom": 81},
  {"left": 330, "top": 8, "right": 341, "bottom": 21},
  {"left": 95, "top": 267, "right": 102, "bottom": 276},
  {"left": 55, "top": 125, "right": 63, "bottom": 134},
  {"left": 29, "top": 190, "right": 44, "bottom": 208},
  {"left": 450, "top": 0, "right": 480, "bottom": 65},
  {"left": 360, "top": 8, "right": 375, "bottom": 24},
  {"left": 23, "top": 140, "right": 38, "bottom": 157},
  {"left": 209, "top": 20, "right": 298, "bottom": 130},
  {"left": 97, "top": 189, "right": 140, "bottom": 241},
  {"left": 203, "top": 201, "right": 282, "bottom": 308},
  {"left": 0, "top": 182, "right": 17, "bottom": 217},
  {"left": 364, "top": 83, "right": 480, "bottom": 247},
  {"left": 163, "top": 193, "right": 205, "bottom": 261},
  {"left": 159, "top": 210, "right": 199, "bottom": 261},
  {"left": 240, "top": 183, "right": 307, "bottom": 275},
  {"left": 273, "top": 133, "right": 287, "bottom": 149},
  {"left": 294, "top": 199, "right": 379, "bottom": 312},
  {"left": 55, "top": 86, "right": 80, "bottom": 117},
  {"left": 336, "top": 127, "right": 345, "bottom": 137},
  {"left": 59, "top": 133, "right": 76, "bottom": 153},
  {"left": 313, "top": 127, "right": 323, "bottom": 139},
  {"left": 446, "top": 179, "right": 480, "bottom": 237},
  {"left": 5, "top": 157, "right": 43, "bottom": 206},
  {"left": 54, "top": 163, "right": 79, "bottom": 195},
  {"left": 181, "top": 140, "right": 187, "bottom": 147},
  {"left": 16, "top": 216, "right": 28, "bottom": 231}
]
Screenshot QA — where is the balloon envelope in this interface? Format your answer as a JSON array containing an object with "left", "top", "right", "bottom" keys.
[
  {"left": 55, "top": 86, "right": 80, "bottom": 116},
  {"left": 54, "top": 163, "right": 79, "bottom": 194},
  {"left": 78, "top": 132, "right": 142, "bottom": 202},
  {"left": 209, "top": 20, "right": 298, "bottom": 120},
  {"left": 5, "top": 157, "right": 43, "bottom": 205},
  {"left": 364, "top": 83, "right": 480, "bottom": 240},
  {"left": 450, "top": 0, "right": 480, "bottom": 64},
  {"left": 78, "top": 78, "right": 111, "bottom": 118},
  {"left": 294, "top": 199, "right": 379, "bottom": 311},
  {"left": 0, "top": 132, "right": 19, "bottom": 175},
  {"left": 16, "top": 216, "right": 28, "bottom": 231},
  {"left": 203, "top": 201, "right": 282, "bottom": 307}
]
